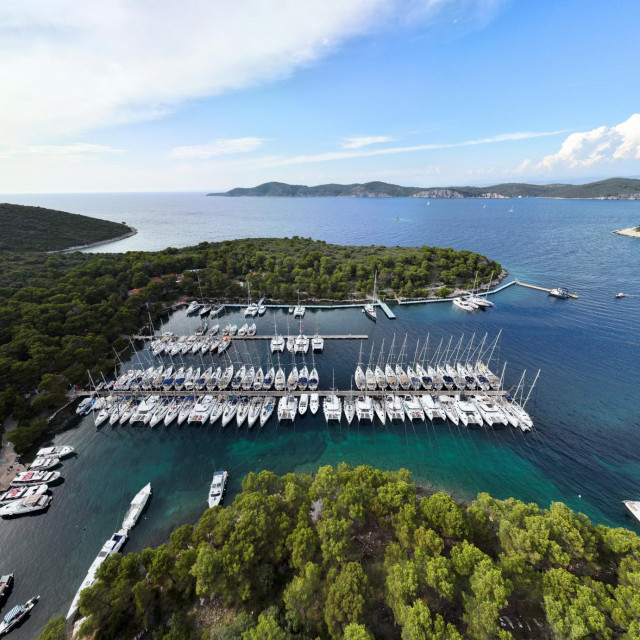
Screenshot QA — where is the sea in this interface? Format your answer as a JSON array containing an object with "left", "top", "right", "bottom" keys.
[{"left": 1, "top": 193, "right": 639, "bottom": 637}]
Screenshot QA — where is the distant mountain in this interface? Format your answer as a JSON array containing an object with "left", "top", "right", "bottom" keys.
[
  {"left": 209, "top": 178, "right": 640, "bottom": 199},
  {"left": 0, "top": 203, "right": 134, "bottom": 252}
]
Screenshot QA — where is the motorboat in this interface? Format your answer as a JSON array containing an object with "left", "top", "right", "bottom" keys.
[
  {"left": 355, "top": 395, "right": 374, "bottom": 422},
  {"left": 0, "top": 596, "right": 39, "bottom": 634},
  {"left": 0, "top": 484, "right": 47, "bottom": 503},
  {"left": 210, "top": 323, "right": 220, "bottom": 335},
  {"left": 623, "top": 500, "right": 640, "bottom": 524},
  {"left": 278, "top": 395, "right": 298, "bottom": 421},
  {"left": 29, "top": 456, "right": 60, "bottom": 471},
  {"left": 298, "top": 393, "right": 309, "bottom": 416},
  {"left": 452, "top": 297, "right": 475, "bottom": 312},
  {"left": 258, "top": 304, "right": 267, "bottom": 315},
  {"left": 0, "top": 574, "right": 13, "bottom": 606},
  {"left": 67, "top": 529, "right": 128, "bottom": 620},
  {"left": 403, "top": 395, "right": 424, "bottom": 422},
  {"left": 121, "top": 483, "right": 151, "bottom": 532},
  {"left": 186, "top": 300, "right": 201, "bottom": 315},
  {"left": 199, "top": 303, "right": 212, "bottom": 317},
  {"left": 11, "top": 471, "right": 60, "bottom": 487},
  {"left": 248, "top": 397, "right": 264, "bottom": 428},
  {"left": 616, "top": 292, "right": 627, "bottom": 298},
  {"left": 260, "top": 397, "right": 275, "bottom": 427},
  {"left": 236, "top": 396, "right": 250, "bottom": 427},
  {"left": 309, "top": 393, "right": 320, "bottom": 415},
  {"left": 208, "top": 471, "right": 228, "bottom": 508},
  {"left": 385, "top": 394, "right": 405, "bottom": 422},
  {"left": 75, "top": 397, "right": 93, "bottom": 415},
  {"left": 0, "top": 492, "right": 52, "bottom": 518},
  {"left": 548, "top": 287, "right": 571, "bottom": 299}
]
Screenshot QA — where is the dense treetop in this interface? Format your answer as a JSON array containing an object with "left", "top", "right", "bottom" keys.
[
  {"left": 38, "top": 464, "right": 640, "bottom": 639},
  {"left": 0, "top": 203, "right": 132, "bottom": 252}
]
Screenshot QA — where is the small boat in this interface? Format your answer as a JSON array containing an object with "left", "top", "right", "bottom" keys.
[
  {"left": 288, "top": 306, "right": 294, "bottom": 314},
  {"left": 0, "top": 575, "right": 13, "bottom": 607},
  {"left": 623, "top": 500, "right": 640, "bottom": 524},
  {"left": 186, "top": 300, "right": 201, "bottom": 315},
  {"left": 121, "top": 483, "right": 152, "bottom": 532},
  {"left": 208, "top": 471, "right": 228, "bottom": 508},
  {"left": 0, "top": 492, "right": 52, "bottom": 518},
  {"left": 548, "top": 287, "right": 571, "bottom": 299},
  {"left": 258, "top": 304, "right": 267, "bottom": 315},
  {"left": 11, "top": 471, "right": 60, "bottom": 487},
  {"left": 616, "top": 292, "right": 627, "bottom": 298},
  {"left": 67, "top": 530, "right": 128, "bottom": 620},
  {"left": 0, "top": 596, "right": 39, "bottom": 635}
]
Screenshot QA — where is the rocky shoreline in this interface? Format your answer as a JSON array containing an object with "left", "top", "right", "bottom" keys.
[
  {"left": 612, "top": 226, "right": 640, "bottom": 238},
  {"left": 46, "top": 226, "right": 138, "bottom": 254}
]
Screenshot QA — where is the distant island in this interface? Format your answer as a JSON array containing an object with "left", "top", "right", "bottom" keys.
[
  {"left": 0, "top": 203, "right": 136, "bottom": 253},
  {"left": 209, "top": 177, "right": 640, "bottom": 200}
]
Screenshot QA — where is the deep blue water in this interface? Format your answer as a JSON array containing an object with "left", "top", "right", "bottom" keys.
[{"left": 1, "top": 193, "right": 640, "bottom": 637}]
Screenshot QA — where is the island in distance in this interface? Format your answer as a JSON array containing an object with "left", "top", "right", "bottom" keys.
[{"left": 209, "top": 177, "right": 640, "bottom": 200}]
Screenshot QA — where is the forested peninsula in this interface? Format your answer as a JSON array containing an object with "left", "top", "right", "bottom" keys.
[
  {"left": 38, "top": 464, "right": 640, "bottom": 640},
  {"left": 0, "top": 203, "right": 135, "bottom": 252},
  {"left": 0, "top": 223, "right": 501, "bottom": 454},
  {"left": 209, "top": 178, "right": 640, "bottom": 200}
]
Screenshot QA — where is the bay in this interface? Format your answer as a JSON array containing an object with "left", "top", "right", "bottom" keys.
[{"left": 1, "top": 193, "right": 640, "bottom": 637}]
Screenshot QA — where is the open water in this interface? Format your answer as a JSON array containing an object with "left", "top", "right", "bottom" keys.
[{"left": 1, "top": 193, "right": 640, "bottom": 637}]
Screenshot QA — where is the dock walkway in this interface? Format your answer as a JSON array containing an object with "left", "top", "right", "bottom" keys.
[
  {"left": 131, "top": 334, "right": 368, "bottom": 341},
  {"left": 515, "top": 280, "right": 579, "bottom": 298},
  {"left": 376, "top": 299, "right": 396, "bottom": 319}
]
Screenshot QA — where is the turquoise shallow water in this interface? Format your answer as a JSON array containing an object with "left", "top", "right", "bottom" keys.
[{"left": 1, "top": 194, "right": 640, "bottom": 637}]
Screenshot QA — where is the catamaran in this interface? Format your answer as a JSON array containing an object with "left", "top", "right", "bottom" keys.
[
  {"left": 278, "top": 394, "right": 298, "bottom": 421},
  {"left": 188, "top": 395, "right": 215, "bottom": 424},
  {"left": 454, "top": 396, "right": 483, "bottom": 426},
  {"left": 385, "top": 394, "right": 405, "bottom": 422},
  {"left": 355, "top": 395, "right": 374, "bottom": 422}
]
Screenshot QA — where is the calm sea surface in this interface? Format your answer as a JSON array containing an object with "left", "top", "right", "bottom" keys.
[{"left": 2, "top": 193, "right": 640, "bottom": 637}]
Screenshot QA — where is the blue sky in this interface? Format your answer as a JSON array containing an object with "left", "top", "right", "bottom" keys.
[{"left": 1, "top": 0, "right": 639, "bottom": 192}]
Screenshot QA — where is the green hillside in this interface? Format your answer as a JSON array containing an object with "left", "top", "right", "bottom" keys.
[
  {"left": 211, "top": 177, "right": 640, "bottom": 199},
  {"left": 40, "top": 464, "right": 640, "bottom": 640},
  {"left": 0, "top": 203, "right": 133, "bottom": 252}
]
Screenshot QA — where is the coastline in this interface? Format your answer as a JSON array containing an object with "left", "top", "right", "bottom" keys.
[
  {"left": 45, "top": 226, "right": 138, "bottom": 254},
  {"left": 612, "top": 227, "right": 640, "bottom": 238}
]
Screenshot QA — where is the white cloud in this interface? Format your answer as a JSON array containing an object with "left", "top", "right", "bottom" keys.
[
  {"left": 170, "top": 138, "right": 265, "bottom": 159},
  {"left": 260, "top": 129, "right": 568, "bottom": 167},
  {"left": 0, "top": 143, "right": 124, "bottom": 157},
  {"left": 0, "top": 0, "right": 504, "bottom": 142},
  {"left": 342, "top": 135, "right": 395, "bottom": 149},
  {"left": 528, "top": 114, "right": 640, "bottom": 171}
]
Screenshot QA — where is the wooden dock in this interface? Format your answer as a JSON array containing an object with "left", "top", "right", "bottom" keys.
[{"left": 515, "top": 280, "right": 579, "bottom": 298}]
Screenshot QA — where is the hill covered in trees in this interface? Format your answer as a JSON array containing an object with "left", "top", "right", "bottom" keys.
[
  {"left": 210, "top": 178, "right": 640, "bottom": 200},
  {"left": 0, "top": 237, "right": 500, "bottom": 453},
  {"left": 38, "top": 464, "right": 640, "bottom": 640},
  {"left": 0, "top": 203, "right": 134, "bottom": 252}
]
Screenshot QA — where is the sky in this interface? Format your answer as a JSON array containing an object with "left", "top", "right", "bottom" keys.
[{"left": 1, "top": 0, "right": 640, "bottom": 193}]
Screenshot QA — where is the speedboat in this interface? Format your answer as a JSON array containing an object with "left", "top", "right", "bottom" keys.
[
  {"left": 298, "top": 393, "right": 309, "bottom": 416},
  {"left": 35, "top": 446, "right": 73, "bottom": 458},
  {"left": 616, "top": 292, "right": 627, "bottom": 298},
  {"left": 260, "top": 397, "right": 275, "bottom": 427},
  {"left": 385, "top": 394, "right": 405, "bottom": 422},
  {"left": 0, "top": 596, "right": 39, "bottom": 634},
  {"left": 186, "top": 301, "right": 200, "bottom": 315},
  {"left": 248, "top": 397, "right": 263, "bottom": 428},
  {"left": 121, "top": 483, "right": 151, "bottom": 532},
  {"left": 309, "top": 393, "right": 320, "bottom": 415},
  {"left": 355, "top": 395, "right": 374, "bottom": 422},
  {"left": 199, "top": 303, "right": 212, "bottom": 317},
  {"left": 344, "top": 397, "right": 355, "bottom": 425},
  {"left": 236, "top": 397, "right": 250, "bottom": 427},
  {"left": 11, "top": 471, "right": 60, "bottom": 487},
  {"left": 0, "top": 493, "right": 52, "bottom": 518},
  {"left": 67, "top": 530, "right": 128, "bottom": 620},
  {"left": 548, "top": 287, "right": 570, "bottom": 299},
  {"left": 208, "top": 471, "right": 228, "bottom": 508},
  {"left": 278, "top": 395, "right": 298, "bottom": 421}
]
